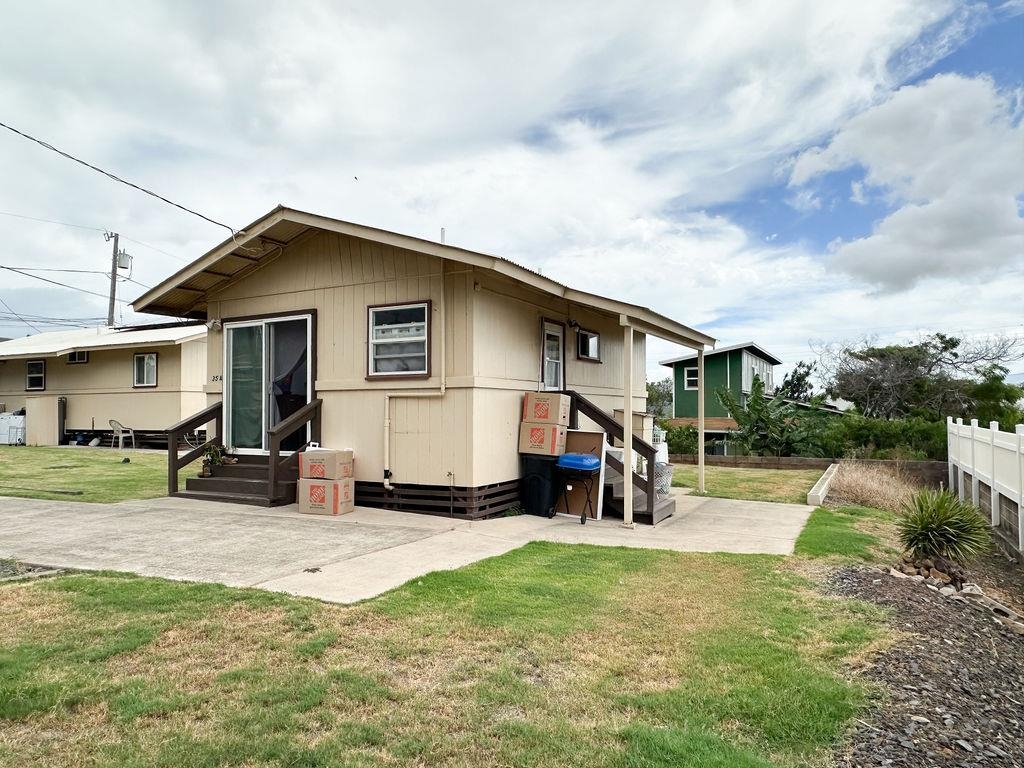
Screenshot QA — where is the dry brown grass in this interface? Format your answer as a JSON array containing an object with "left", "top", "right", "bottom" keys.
[{"left": 826, "top": 461, "right": 921, "bottom": 513}]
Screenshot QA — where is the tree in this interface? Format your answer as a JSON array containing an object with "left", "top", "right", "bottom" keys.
[
  {"left": 821, "top": 333, "right": 1024, "bottom": 420},
  {"left": 646, "top": 377, "right": 673, "bottom": 418},
  {"left": 718, "top": 376, "right": 799, "bottom": 456},
  {"left": 967, "top": 364, "right": 1024, "bottom": 430},
  {"left": 777, "top": 360, "right": 816, "bottom": 402}
]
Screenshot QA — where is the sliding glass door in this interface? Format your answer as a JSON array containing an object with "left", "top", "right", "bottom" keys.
[{"left": 225, "top": 315, "right": 311, "bottom": 453}]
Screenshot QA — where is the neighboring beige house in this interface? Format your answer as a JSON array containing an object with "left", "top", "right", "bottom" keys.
[
  {"left": 0, "top": 324, "right": 207, "bottom": 446},
  {"left": 134, "top": 206, "right": 714, "bottom": 521}
]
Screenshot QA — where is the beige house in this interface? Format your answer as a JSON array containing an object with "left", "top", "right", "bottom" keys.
[
  {"left": 135, "top": 207, "right": 713, "bottom": 522},
  {"left": 0, "top": 324, "right": 207, "bottom": 446}
]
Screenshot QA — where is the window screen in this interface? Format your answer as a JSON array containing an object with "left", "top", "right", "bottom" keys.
[
  {"left": 25, "top": 360, "right": 45, "bottom": 390},
  {"left": 368, "top": 303, "right": 428, "bottom": 375},
  {"left": 134, "top": 353, "right": 157, "bottom": 387}
]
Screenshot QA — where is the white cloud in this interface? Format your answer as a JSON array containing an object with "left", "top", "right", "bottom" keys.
[
  {"left": 792, "top": 74, "right": 1024, "bottom": 289},
  {"left": 0, "top": 0, "right": 1016, "bottom": 379}
]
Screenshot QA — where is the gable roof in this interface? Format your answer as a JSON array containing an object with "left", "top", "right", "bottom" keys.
[
  {"left": 132, "top": 206, "right": 715, "bottom": 350},
  {"left": 659, "top": 341, "right": 782, "bottom": 367},
  {"left": 0, "top": 323, "right": 206, "bottom": 361}
]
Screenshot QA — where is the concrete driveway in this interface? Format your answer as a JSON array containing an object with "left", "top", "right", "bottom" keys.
[{"left": 0, "top": 492, "right": 813, "bottom": 603}]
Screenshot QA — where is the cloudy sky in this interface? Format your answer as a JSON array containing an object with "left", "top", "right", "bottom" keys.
[{"left": 1, "top": 0, "right": 1022, "bottom": 379}]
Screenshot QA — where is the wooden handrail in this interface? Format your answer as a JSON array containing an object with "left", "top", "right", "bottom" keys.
[
  {"left": 268, "top": 398, "right": 322, "bottom": 503},
  {"left": 165, "top": 402, "right": 223, "bottom": 496},
  {"left": 562, "top": 390, "right": 657, "bottom": 517}
]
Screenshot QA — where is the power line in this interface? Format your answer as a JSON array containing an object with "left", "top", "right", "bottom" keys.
[
  {"left": 0, "top": 209, "right": 105, "bottom": 232},
  {"left": 0, "top": 297, "right": 41, "bottom": 332},
  {"left": 1, "top": 266, "right": 108, "bottom": 275},
  {"left": 0, "top": 120, "right": 238, "bottom": 234},
  {"left": 0, "top": 265, "right": 129, "bottom": 303},
  {"left": 0, "top": 209, "right": 191, "bottom": 263}
]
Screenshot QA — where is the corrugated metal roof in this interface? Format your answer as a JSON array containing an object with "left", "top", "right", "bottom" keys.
[
  {"left": 0, "top": 324, "right": 206, "bottom": 360},
  {"left": 659, "top": 341, "right": 782, "bottom": 367},
  {"left": 132, "top": 206, "right": 716, "bottom": 349}
]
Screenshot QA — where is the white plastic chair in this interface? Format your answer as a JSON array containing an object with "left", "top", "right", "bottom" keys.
[{"left": 109, "top": 419, "right": 136, "bottom": 449}]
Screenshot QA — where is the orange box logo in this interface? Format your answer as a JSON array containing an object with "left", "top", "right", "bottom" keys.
[
  {"left": 533, "top": 402, "right": 550, "bottom": 419},
  {"left": 529, "top": 426, "right": 547, "bottom": 448},
  {"left": 308, "top": 485, "right": 326, "bottom": 505}
]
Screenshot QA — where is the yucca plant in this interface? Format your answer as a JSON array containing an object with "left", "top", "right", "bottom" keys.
[{"left": 898, "top": 490, "right": 991, "bottom": 563}]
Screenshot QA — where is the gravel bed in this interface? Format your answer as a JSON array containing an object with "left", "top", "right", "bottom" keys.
[{"left": 826, "top": 567, "right": 1024, "bottom": 767}]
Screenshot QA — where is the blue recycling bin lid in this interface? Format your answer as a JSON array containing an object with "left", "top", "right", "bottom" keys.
[{"left": 556, "top": 452, "right": 601, "bottom": 471}]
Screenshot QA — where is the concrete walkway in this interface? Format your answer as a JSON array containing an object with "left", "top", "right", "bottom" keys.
[{"left": 0, "top": 492, "right": 813, "bottom": 603}]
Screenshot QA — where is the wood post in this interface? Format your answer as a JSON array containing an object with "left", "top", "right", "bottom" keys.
[
  {"left": 621, "top": 321, "right": 634, "bottom": 527},
  {"left": 697, "top": 348, "right": 705, "bottom": 494}
]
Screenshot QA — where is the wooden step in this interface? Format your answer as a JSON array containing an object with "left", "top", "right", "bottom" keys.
[
  {"left": 210, "top": 463, "right": 284, "bottom": 479},
  {"left": 173, "top": 490, "right": 276, "bottom": 507},
  {"left": 185, "top": 476, "right": 295, "bottom": 496},
  {"left": 602, "top": 494, "right": 675, "bottom": 526}
]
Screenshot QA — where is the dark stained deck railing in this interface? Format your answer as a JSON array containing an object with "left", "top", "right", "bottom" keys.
[
  {"left": 267, "top": 398, "right": 322, "bottom": 503},
  {"left": 165, "top": 402, "right": 223, "bottom": 496},
  {"left": 562, "top": 390, "right": 657, "bottom": 518}
]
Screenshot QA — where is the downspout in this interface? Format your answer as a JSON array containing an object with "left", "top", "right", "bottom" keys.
[{"left": 383, "top": 271, "right": 448, "bottom": 491}]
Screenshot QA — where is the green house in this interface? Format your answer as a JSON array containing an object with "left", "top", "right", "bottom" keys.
[{"left": 659, "top": 342, "right": 782, "bottom": 434}]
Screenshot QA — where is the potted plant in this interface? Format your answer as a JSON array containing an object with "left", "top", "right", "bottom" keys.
[{"left": 199, "top": 444, "right": 225, "bottom": 478}]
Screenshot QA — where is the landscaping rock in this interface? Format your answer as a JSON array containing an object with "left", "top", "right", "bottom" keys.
[{"left": 826, "top": 567, "right": 1024, "bottom": 768}]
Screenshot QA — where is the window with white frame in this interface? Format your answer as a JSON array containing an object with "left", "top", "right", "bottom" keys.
[
  {"left": 67, "top": 350, "right": 89, "bottom": 364},
  {"left": 133, "top": 352, "right": 157, "bottom": 387},
  {"left": 684, "top": 366, "right": 698, "bottom": 390},
  {"left": 368, "top": 302, "right": 429, "bottom": 376},
  {"left": 576, "top": 329, "right": 600, "bottom": 361},
  {"left": 25, "top": 360, "right": 45, "bottom": 391}
]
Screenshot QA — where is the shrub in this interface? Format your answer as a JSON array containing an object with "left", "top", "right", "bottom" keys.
[
  {"left": 898, "top": 490, "right": 991, "bottom": 563},
  {"left": 826, "top": 461, "right": 919, "bottom": 512},
  {"left": 666, "top": 424, "right": 699, "bottom": 455}
]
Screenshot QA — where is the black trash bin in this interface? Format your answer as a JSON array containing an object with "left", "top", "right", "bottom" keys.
[{"left": 520, "top": 454, "right": 560, "bottom": 517}]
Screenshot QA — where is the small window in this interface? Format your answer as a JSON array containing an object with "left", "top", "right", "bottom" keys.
[
  {"left": 67, "top": 350, "right": 89, "bottom": 364},
  {"left": 368, "top": 302, "right": 429, "bottom": 376},
  {"left": 25, "top": 360, "right": 45, "bottom": 391},
  {"left": 684, "top": 366, "right": 699, "bottom": 390},
  {"left": 576, "top": 329, "right": 601, "bottom": 361},
  {"left": 134, "top": 352, "right": 157, "bottom": 387}
]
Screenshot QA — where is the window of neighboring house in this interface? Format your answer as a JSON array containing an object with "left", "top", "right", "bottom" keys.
[
  {"left": 67, "top": 350, "right": 89, "bottom": 364},
  {"left": 133, "top": 352, "right": 158, "bottom": 387},
  {"left": 368, "top": 302, "right": 429, "bottom": 376},
  {"left": 576, "top": 329, "right": 600, "bottom": 361},
  {"left": 25, "top": 360, "right": 45, "bottom": 391},
  {"left": 684, "top": 366, "right": 698, "bottom": 390}
]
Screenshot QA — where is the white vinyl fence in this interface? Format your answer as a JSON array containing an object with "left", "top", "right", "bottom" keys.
[{"left": 947, "top": 417, "right": 1024, "bottom": 557}]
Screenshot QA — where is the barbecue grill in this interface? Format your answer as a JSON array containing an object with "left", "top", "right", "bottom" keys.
[{"left": 556, "top": 452, "right": 601, "bottom": 525}]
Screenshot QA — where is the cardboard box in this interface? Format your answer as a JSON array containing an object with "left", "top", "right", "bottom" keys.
[
  {"left": 298, "top": 478, "right": 355, "bottom": 516},
  {"left": 518, "top": 423, "right": 567, "bottom": 456},
  {"left": 299, "top": 448, "right": 354, "bottom": 480},
  {"left": 522, "top": 392, "right": 571, "bottom": 426}
]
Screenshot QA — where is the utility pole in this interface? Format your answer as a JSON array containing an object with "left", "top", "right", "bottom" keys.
[{"left": 106, "top": 232, "right": 119, "bottom": 326}]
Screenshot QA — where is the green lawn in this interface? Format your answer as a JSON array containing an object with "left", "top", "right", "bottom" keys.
[
  {"left": 672, "top": 465, "right": 824, "bottom": 505},
  {"left": 795, "top": 506, "right": 899, "bottom": 561},
  {"left": 0, "top": 542, "right": 890, "bottom": 768},
  {"left": 0, "top": 446, "right": 177, "bottom": 503}
]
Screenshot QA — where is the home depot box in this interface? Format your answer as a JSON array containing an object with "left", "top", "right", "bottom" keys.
[
  {"left": 299, "top": 448, "right": 354, "bottom": 480},
  {"left": 297, "top": 477, "right": 355, "bottom": 516},
  {"left": 522, "top": 392, "right": 571, "bottom": 426},
  {"left": 518, "top": 422, "right": 568, "bottom": 456}
]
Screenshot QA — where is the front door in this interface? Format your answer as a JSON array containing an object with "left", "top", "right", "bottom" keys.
[
  {"left": 225, "top": 314, "right": 312, "bottom": 453},
  {"left": 542, "top": 320, "right": 564, "bottom": 391}
]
